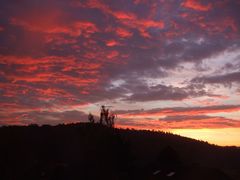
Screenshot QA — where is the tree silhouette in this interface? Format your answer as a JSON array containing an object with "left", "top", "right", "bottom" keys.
[{"left": 91, "top": 105, "right": 116, "bottom": 128}]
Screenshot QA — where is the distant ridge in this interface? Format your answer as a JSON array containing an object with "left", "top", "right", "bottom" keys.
[{"left": 0, "top": 123, "right": 239, "bottom": 180}]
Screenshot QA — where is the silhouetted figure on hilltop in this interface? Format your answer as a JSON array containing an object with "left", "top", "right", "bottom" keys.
[
  {"left": 90, "top": 105, "right": 116, "bottom": 128},
  {"left": 107, "top": 113, "right": 115, "bottom": 128},
  {"left": 88, "top": 113, "right": 95, "bottom": 123},
  {"left": 105, "top": 108, "right": 109, "bottom": 125},
  {"left": 100, "top": 105, "right": 106, "bottom": 125}
]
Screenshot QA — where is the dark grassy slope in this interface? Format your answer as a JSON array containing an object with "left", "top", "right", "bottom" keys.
[{"left": 0, "top": 123, "right": 239, "bottom": 180}]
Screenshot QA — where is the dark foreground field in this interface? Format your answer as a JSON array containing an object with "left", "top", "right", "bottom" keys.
[{"left": 0, "top": 123, "right": 239, "bottom": 180}]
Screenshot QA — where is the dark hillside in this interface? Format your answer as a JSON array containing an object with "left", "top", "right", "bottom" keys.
[{"left": 0, "top": 123, "right": 239, "bottom": 180}]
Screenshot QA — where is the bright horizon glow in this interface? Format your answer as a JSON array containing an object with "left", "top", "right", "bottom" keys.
[
  {"left": 116, "top": 124, "right": 240, "bottom": 147},
  {"left": 172, "top": 128, "right": 240, "bottom": 146}
]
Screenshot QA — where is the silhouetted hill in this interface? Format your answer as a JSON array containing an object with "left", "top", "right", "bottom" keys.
[{"left": 0, "top": 123, "right": 239, "bottom": 180}]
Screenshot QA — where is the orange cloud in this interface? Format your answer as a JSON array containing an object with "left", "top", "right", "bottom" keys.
[
  {"left": 105, "top": 39, "right": 118, "bottom": 47},
  {"left": 35, "top": 88, "right": 74, "bottom": 100},
  {"left": 182, "top": 0, "right": 212, "bottom": 11},
  {"left": 179, "top": 11, "right": 239, "bottom": 38},
  {"left": 10, "top": 15, "right": 98, "bottom": 38},
  {"left": 85, "top": 0, "right": 111, "bottom": 13},
  {"left": 113, "top": 11, "right": 137, "bottom": 20},
  {"left": 116, "top": 116, "right": 240, "bottom": 130},
  {"left": 119, "top": 105, "right": 240, "bottom": 118},
  {"left": 9, "top": 7, "right": 67, "bottom": 35},
  {"left": 107, "top": 50, "right": 119, "bottom": 59},
  {"left": 198, "top": 17, "right": 239, "bottom": 38},
  {"left": 0, "top": 101, "right": 43, "bottom": 114},
  {"left": 45, "top": 35, "right": 77, "bottom": 45},
  {"left": 141, "top": 19, "right": 164, "bottom": 29},
  {"left": 133, "top": 0, "right": 147, "bottom": 5},
  {"left": 0, "top": 55, "right": 102, "bottom": 87},
  {"left": 116, "top": 27, "right": 133, "bottom": 38},
  {"left": 81, "top": 0, "right": 164, "bottom": 38},
  {"left": 116, "top": 16, "right": 164, "bottom": 38},
  {"left": 0, "top": 55, "right": 75, "bottom": 65},
  {"left": 72, "top": 21, "right": 98, "bottom": 37}
]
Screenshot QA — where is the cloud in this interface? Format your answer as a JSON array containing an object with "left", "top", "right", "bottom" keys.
[
  {"left": 118, "top": 104, "right": 240, "bottom": 117},
  {"left": 115, "top": 27, "right": 133, "bottom": 38},
  {"left": 105, "top": 39, "right": 119, "bottom": 47},
  {"left": 125, "top": 84, "right": 196, "bottom": 102},
  {"left": 160, "top": 115, "right": 224, "bottom": 122},
  {"left": 116, "top": 116, "right": 240, "bottom": 130},
  {"left": 10, "top": 17, "right": 99, "bottom": 37},
  {"left": 116, "top": 107, "right": 240, "bottom": 130},
  {"left": 0, "top": 110, "right": 88, "bottom": 126},
  {"left": 192, "top": 71, "right": 240, "bottom": 87},
  {"left": 181, "top": 0, "right": 212, "bottom": 11},
  {"left": 0, "top": 0, "right": 240, "bottom": 127}
]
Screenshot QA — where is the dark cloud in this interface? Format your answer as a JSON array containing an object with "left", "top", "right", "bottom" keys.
[
  {"left": 192, "top": 71, "right": 240, "bottom": 87},
  {"left": 0, "top": 110, "right": 87, "bottom": 126},
  {"left": 116, "top": 104, "right": 240, "bottom": 116},
  {"left": 160, "top": 115, "right": 221, "bottom": 122},
  {"left": 124, "top": 82, "right": 221, "bottom": 102},
  {"left": 125, "top": 84, "right": 195, "bottom": 102}
]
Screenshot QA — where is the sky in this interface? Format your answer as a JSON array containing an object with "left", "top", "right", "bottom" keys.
[{"left": 0, "top": 0, "right": 240, "bottom": 146}]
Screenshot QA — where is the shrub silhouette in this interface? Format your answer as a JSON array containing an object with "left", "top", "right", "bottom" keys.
[{"left": 91, "top": 105, "right": 116, "bottom": 128}]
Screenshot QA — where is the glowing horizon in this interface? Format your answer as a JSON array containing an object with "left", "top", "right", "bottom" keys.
[
  {"left": 115, "top": 125, "right": 240, "bottom": 147},
  {"left": 172, "top": 128, "right": 240, "bottom": 147}
]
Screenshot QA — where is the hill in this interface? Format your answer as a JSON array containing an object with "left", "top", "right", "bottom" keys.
[{"left": 0, "top": 123, "right": 239, "bottom": 180}]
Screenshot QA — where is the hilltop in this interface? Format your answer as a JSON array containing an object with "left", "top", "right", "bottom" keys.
[{"left": 0, "top": 123, "right": 239, "bottom": 180}]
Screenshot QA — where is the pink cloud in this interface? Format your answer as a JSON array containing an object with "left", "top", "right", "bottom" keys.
[
  {"left": 116, "top": 27, "right": 133, "bottom": 38},
  {"left": 105, "top": 39, "right": 119, "bottom": 47},
  {"left": 119, "top": 105, "right": 240, "bottom": 118},
  {"left": 182, "top": 0, "right": 212, "bottom": 11},
  {"left": 117, "top": 116, "right": 240, "bottom": 130},
  {"left": 10, "top": 17, "right": 98, "bottom": 37}
]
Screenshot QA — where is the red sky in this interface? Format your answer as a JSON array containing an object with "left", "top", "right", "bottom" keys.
[{"left": 0, "top": 0, "right": 240, "bottom": 146}]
